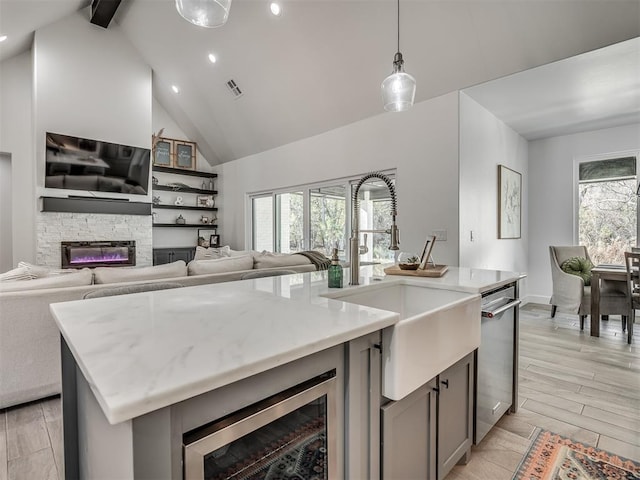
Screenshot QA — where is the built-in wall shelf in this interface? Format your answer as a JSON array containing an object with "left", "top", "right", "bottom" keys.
[
  {"left": 153, "top": 204, "right": 218, "bottom": 212},
  {"left": 153, "top": 185, "right": 218, "bottom": 195},
  {"left": 153, "top": 224, "right": 218, "bottom": 228},
  {"left": 152, "top": 166, "right": 217, "bottom": 178},
  {"left": 152, "top": 167, "right": 220, "bottom": 246}
]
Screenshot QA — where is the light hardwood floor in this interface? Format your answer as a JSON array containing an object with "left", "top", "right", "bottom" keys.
[
  {"left": 0, "top": 303, "right": 638, "bottom": 480},
  {"left": 447, "top": 303, "right": 640, "bottom": 480}
]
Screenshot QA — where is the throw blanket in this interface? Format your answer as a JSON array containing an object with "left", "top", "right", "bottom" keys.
[{"left": 297, "top": 251, "right": 332, "bottom": 271}]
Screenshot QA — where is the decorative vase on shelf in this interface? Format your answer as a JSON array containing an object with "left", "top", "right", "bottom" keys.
[
  {"left": 176, "top": 215, "right": 186, "bottom": 225},
  {"left": 209, "top": 178, "right": 214, "bottom": 190},
  {"left": 398, "top": 252, "right": 420, "bottom": 270}
]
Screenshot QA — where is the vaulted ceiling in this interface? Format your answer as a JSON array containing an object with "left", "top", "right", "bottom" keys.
[{"left": 1, "top": 0, "right": 639, "bottom": 166}]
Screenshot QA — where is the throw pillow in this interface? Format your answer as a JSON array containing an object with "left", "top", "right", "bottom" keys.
[
  {"left": 187, "top": 255, "right": 254, "bottom": 276},
  {"left": 253, "top": 252, "right": 312, "bottom": 269},
  {"left": 560, "top": 256, "right": 594, "bottom": 285},
  {"left": 0, "top": 265, "right": 34, "bottom": 282},
  {"left": 0, "top": 268, "right": 93, "bottom": 292},
  {"left": 0, "top": 262, "right": 51, "bottom": 282},
  {"left": 194, "top": 245, "right": 231, "bottom": 261},
  {"left": 93, "top": 260, "right": 187, "bottom": 284}
]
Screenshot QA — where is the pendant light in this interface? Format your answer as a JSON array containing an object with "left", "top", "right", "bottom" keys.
[
  {"left": 381, "top": 0, "right": 416, "bottom": 112},
  {"left": 175, "top": 0, "right": 232, "bottom": 28}
]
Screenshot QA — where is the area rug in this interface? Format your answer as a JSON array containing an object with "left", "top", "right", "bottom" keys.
[{"left": 513, "top": 428, "right": 640, "bottom": 480}]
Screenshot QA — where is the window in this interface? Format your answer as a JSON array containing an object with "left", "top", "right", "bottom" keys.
[
  {"left": 352, "top": 179, "right": 396, "bottom": 264},
  {"left": 249, "top": 172, "right": 395, "bottom": 263},
  {"left": 310, "top": 185, "right": 347, "bottom": 258},
  {"left": 276, "top": 191, "right": 304, "bottom": 253},
  {"left": 252, "top": 196, "right": 273, "bottom": 252},
  {"left": 577, "top": 155, "right": 638, "bottom": 265}
]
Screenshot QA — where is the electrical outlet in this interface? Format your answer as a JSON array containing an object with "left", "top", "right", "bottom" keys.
[{"left": 432, "top": 229, "right": 447, "bottom": 241}]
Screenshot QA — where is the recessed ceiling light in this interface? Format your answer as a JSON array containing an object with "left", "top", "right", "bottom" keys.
[
  {"left": 0, "top": 35, "right": 7, "bottom": 43},
  {"left": 270, "top": 2, "right": 281, "bottom": 16},
  {"left": 171, "top": 85, "right": 180, "bottom": 94},
  {"left": 208, "top": 53, "right": 217, "bottom": 64}
]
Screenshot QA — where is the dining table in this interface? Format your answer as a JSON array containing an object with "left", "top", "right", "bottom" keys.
[{"left": 590, "top": 264, "right": 628, "bottom": 337}]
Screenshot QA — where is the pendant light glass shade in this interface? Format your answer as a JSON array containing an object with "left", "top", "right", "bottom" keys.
[
  {"left": 382, "top": 52, "right": 416, "bottom": 112},
  {"left": 382, "top": 0, "right": 416, "bottom": 112},
  {"left": 175, "top": 0, "right": 232, "bottom": 28}
]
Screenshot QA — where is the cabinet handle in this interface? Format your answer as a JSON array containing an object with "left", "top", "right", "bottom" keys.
[
  {"left": 432, "top": 387, "right": 440, "bottom": 394},
  {"left": 373, "top": 343, "right": 382, "bottom": 351},
  {"left": 441, "top": 379, "right": 449, "bottom": 389}
]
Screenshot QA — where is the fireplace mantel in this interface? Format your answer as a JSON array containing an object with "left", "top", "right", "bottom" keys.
[{"left": 41, "top": 196, "right": 151, "bottom": 215}]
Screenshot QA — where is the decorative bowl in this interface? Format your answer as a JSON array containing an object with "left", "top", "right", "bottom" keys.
[
  {"left": 398, "top": 263, "right": 420, "bottom": 270},
  {"left": 397, "top": 252, "right": 421, "bottom": 270}
]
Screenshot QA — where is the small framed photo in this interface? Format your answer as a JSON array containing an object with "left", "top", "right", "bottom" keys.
[
  {"left": 197, "top": 228, "right": 216, "bottom": 247},
  {"left": 209, "top": 234, "right": 220, "bottom": 248},
  {"left": 174, "top": 140, "right": 196, "bottom": 170},
  {"left": 153, "top": 138, "right": 173, "bottom": 166},
  {"left": 197, "top": 195, "right": 215, "bottom": 208}
]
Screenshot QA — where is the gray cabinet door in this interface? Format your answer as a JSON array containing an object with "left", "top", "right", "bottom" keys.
[
  {"left": 437, "top": 353, "right": 474, "bottom": 480},
  {"left": 381, "top": 378, "right": 437, "bottom": 480},
  {"left": 153, "top": 247, "right": 194, "bottom": 265},
  {"left": 346, "top": 332, "right": 382, "bottom": 480}
]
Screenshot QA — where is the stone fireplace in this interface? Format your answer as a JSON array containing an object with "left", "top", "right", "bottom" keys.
[
  {"left": 61, "top": 241, "right": 136, "bottom": 269},
  {"left": 36, "top": 211, "right": 152, "bottom": 267}
]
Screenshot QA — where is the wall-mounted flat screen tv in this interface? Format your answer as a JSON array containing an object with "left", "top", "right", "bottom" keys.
[{"left": 45, "top": 132, "right": 151, "bottom": 196}]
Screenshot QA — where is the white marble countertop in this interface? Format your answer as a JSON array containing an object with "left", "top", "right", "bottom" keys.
[{"left": 50, "top": 264, "right": 522, "bottom": 425}]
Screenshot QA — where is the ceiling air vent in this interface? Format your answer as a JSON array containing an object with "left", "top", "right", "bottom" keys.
[{"left": 225, "top": 79, "right": 244, "bottom": 99}]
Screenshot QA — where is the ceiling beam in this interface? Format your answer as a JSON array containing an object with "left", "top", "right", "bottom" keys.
[{"left": 90, "top": 0, "right": 122, "bottom": 28}]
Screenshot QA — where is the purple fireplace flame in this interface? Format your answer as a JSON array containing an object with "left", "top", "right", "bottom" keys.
[
  {"left": 70, "top": 251, "right": 129, "bottom": 265},
  {"left": 62, "top": 241, "right": 136, "bottom": 268}
]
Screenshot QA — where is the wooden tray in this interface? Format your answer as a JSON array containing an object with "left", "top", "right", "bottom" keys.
[{"left": 384, "top": 264, "right": 449, "bottom": 277}]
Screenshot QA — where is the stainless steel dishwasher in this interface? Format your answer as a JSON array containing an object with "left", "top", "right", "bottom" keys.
[{"left": 474, "top": 284, "right": 520, "bottom": 444}]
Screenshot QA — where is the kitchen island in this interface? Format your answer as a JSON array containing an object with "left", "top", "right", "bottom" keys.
[{"left": 51, "top": 265, "right": 523, "bottom": 479}]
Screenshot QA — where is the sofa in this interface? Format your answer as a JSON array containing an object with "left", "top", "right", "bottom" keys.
[{"left": 0, "top": 249, "right": 319, "bottom": 409}]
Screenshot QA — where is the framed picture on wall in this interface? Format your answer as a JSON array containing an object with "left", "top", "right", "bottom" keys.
[
  {"left": 153, "top": 138, "right": 173, "bottom": 166},
  {"left": 197, "top": 228, "right": 217, "bottom": 247},
  {"left": 174, "top": 140, "right": 196, "bottom": 170},
  {"left": 498, "top": 165, "right": 522, "bottom": 239}
]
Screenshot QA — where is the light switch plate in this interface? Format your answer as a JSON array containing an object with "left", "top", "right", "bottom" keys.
[{"left": 432, "top": 229, "right": 447, "bottom": 241}]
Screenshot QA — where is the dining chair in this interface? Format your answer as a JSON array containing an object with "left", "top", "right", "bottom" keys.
[
  {"left": 549, "top": 246, "right": 628, "bottom": 331},
  {"left": 623, "top": 251, "right": 638, "bottom": 344}
]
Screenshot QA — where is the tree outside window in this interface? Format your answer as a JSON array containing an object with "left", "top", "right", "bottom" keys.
[{"left": 578, "top": 156, "right": 638, "bottom": 265}]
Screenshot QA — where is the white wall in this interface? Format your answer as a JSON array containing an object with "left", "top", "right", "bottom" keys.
[
  {"left": 34, "top": 10, "right": 152, "bottom": 193},
  {"left": 528, "top": 123, "right": 640, "bottom": 301},
  {"left": 30, "top": 9, "right": 154, "bottom": 265},
  {"left": 219, "top": 92, "right": 461, "bottom": 266},
  {"left": 0, "top": 153, "right": 12, "bottom": 272},
  {"left": 459, "top": 94, "right": 529, "bottom": 289},
  {"left": 0, "top": 52, "right": 35, "bottom": 267}
]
